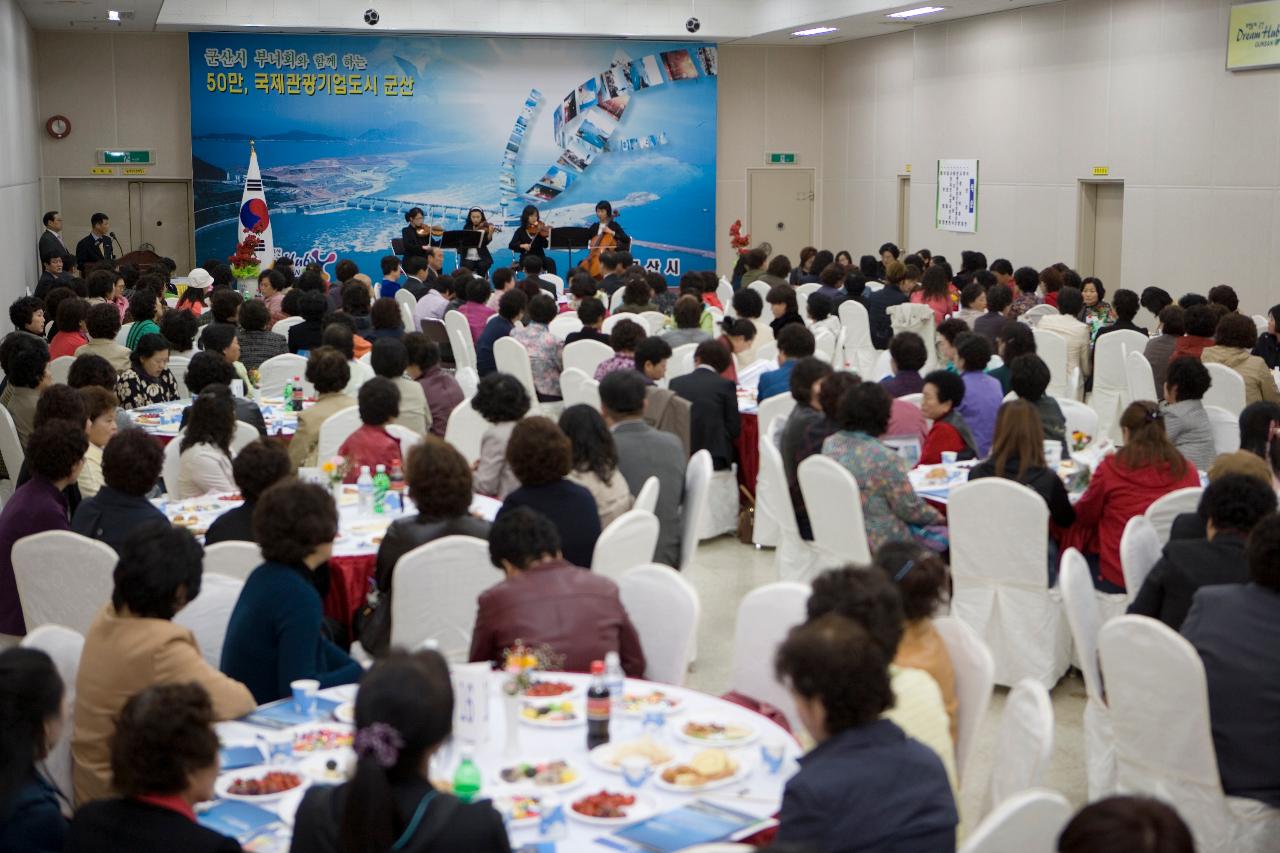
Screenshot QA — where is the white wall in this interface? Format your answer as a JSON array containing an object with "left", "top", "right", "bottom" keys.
[
  {"left": 0, "top": 0, "right": 41, "bottom": 302},
  {"left": 821, "top": 0, "right": 1280, "bottom": 315}
]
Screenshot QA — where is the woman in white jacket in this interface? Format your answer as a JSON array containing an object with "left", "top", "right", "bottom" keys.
[{"left": 174, "top": 384, "right": 237, "bottom": 499}]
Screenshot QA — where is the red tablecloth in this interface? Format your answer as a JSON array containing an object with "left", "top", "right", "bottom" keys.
[
  {"left": 325, "top": 554, "right": 376, "bottom": 635},
  {"left": 735, "top": 412, "right": 759, "bottom": 500}
]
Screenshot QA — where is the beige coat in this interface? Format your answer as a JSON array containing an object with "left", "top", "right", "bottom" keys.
[
  {"left": 392, "top": 375, "right": 431, "bottom": 437},
  {"left": 1037, "top": 314, "right": 1093, "bottom": 380},
  {"left": 75, "top": 338, "right": 132, "bottom": 373},
  {"left": 72, "top": 603, "right": 255, "bottom": 804},
  {"left": 289, "top": 391, "right": 357, "bottom": 470},
  {"left": 1201, "top": 345, "right": 1280, "bottom": 406},
  {"left": 568, "top": 467, "right": 634, "bottom": 527}
]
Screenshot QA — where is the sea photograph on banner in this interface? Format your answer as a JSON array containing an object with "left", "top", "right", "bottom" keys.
[
  {"left": 935, "top": 159, "right": 979, "bottom": 234},
  {"left": 189, "top": 34, "right": 717, "bottom": 281}
]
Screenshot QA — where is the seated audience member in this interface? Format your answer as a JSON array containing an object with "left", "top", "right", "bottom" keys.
[
  {"left": 290, "top": 651, "right": 511, "bottom": 853},
  {"left": 484, "top": 266, "right": 514, "bottom": 311},
  {"left": 75, "top": 303, "right": 129, "bottom": 371},
  {"left": 1253, "top": 303, "right": 1280, "bottom": 369},
  {"left": 182, "top": 350, "right": 266, "bottom": 435},
  {"left": 1010, "top": 353, "right": 1069, "bottom": 453},
  {"left": 288, "top": 347, "right": 356, "bottom": 470},
  {"left": 1208, "top": 283, "right": 1239, "bottom": 314},
  {"left": 1057, "top": 795, "right": 1194, "bottom": 853},
  {"left": 634, "top": 336, "right": 671, "bottom": 386},
  {"left": 114, "top": 333, "right": 178, "bottom": 410},
  {"left": 866, "top": 263, "right": 917, "bottom": 350},
  {"left": 1180, "top": 513, "right": 1280, "bottom": 809},
  {"left": 1077, "top": 277, "right": 1117, "bottom": 341},
  {"left": 404, "top": 333, "right": 462, "bottom": 438},
  {"left": 1040, "top": 266, "right": 1065, "bottom": 309},
  {"left": 780, "top": 359, "right": 837, "bottom": 539},
  {"left": 470, "top": 507, "right": 644, "bottom": 675},
  {"left": 204, "top": 439, "right": 291, "bottom": 545},
  {"left": 767, "top": 285, "right": 804, "bottom": 335},
  {"left": 370, "top": 337, "right": 429, "bottom": 436},
  {"left": 221, "top": 480, "right": 361, "bottom": 703},
  {"left": 716, "top": 317, "right": 757, "bottom": 381},
  {"left": 77, "top": 387, "right": 118, "bottom": 498},
  {"left": 987, "top": 320, "right": 1035, "bottom": 394},
  {"left": 174, "top": 385, "right": 236, "bottom": 499},
  {"left": 365, "top": 297, "right": 405, "bottom": 345},
  {"left": 594, "top": 318, "right": 647, "bottom": 381},
  {"left": 287, "top": 289, "right": 328, "bottom": 355},
  {"left": 336, "top": 377, "right": 403, "bottom": 483},
  {"left": 1037, "top": 285, "right": 1092, "bottom": 382},
  {"left": 806, "top": 292, "right": 839, "bottom": 339},
  {"left": 1172, "top": 303, "right": 1218, "bottom": 364},
  {"left": 565, "top": 297, "right": 611, "bottom": 345},
  {"left": 772, "top": 613, "right": 957, "bottom": 852},
  {"left": 600, "top": 370, "right": 685, "bottom": 567},
  {"left": 319, "top": 316, "right": 370, "bottom": 393},
  {"left": 12, "top": 386, "right": 87, "bottom": 511},
  {"left": 670, "top": 341, "right": 740, "bottom": 471},
  {"left": 124, "top": 289, "right": 164, "bottom": 351},
  {"left": 918, "top": 370, "right": 978, "bottom": 464},
  {"left": 1202, "top": 312, "right": 1279, "bottom": 406},
  {"left": 881, "top": 332, "right": 927, "bottom": 397},
  {"left": 1071, "top": 402, "right": 1201, "bottom": 592},
  {"left": 72, "top": 522, "right": 255, "bottom": 804},
  {"left": 738, "top": 248, "right": 768, "bottom": 290},
  {"left": 204, "top": 288, "right": 242, "bottom": 331},
  {"left": 872, "top": 542, "right": 958, "bottom": 741},
  {"left": 910, "top": 265, "right": 959, "bottom": 326},
  {"left": 732, "top": 287, "right": 773, "bottom": 358},
  {"left": 338, "top": 282, "right": 372, "bottom": 335},
  {"left": 476, "top": 289, "right": 527, "bottom": 377},
  {"left": 71, "top": 428, "right": 166, "bottom": 551},
  {"left": 0, "top": 648, "right": 68, "bottom": 852},
  {"left": 0, "top": 421, "right": 86, "bottom": 635},
  {"left": 616, "top": 278, "right": 657, "bottom": 314},
  {"left": 933, "top": 317, "right": 968, "bottom": 372},
  {"left": 814, "top": 262, "right": 848, "bottom": 311},
  {"left": 450, "top": 279, "right": 491, "bottom": 343},
  {"left": 38, "top": 287, "right": 74, "bottom": 342},
  {"left": 661, "top": 295, "right": 713, "bottom": 348},
  {"left": 954, "top": 334, "right": 1003, "bottom": 456},
  {"left": 497, "top": 417, "right": 601, "bottom": 568},
  {"left": 1094, "top": 288, "right": 1148, "bottom": 341},
  {"left": 66, "top": 684, "right": 243, "bottom": 853},
  {"left": 758, "top": 324, "right": 817, "bottom": 403},
  {"left": 160, "top": 309, "right": 199, "bottom": 361},
  {"left": 511, "top": 293, "right": 564, "bottom": 401},
  {"left": 973, "top": 282, "right": 1013, "bottom": 342},
  {"left": 1139, "top": 286, "right": 1175, "bottom": 319},
  {"left": 954, "top": 279, "right": 987, "bottom": 327},
  {"left": 824, "top": 382, "right": 946, "bottom": 552},
  {"left": 0, "top": 334, "right": 52, "bottom": 448},
  {"left": 9, "top": 295, "right": 46, "bottom": 339},
  {"left": 1161, "top": 356, "right": 1217, "bottom": 472},
  {"left": 559, "top": 405, "right": 634, "bottom": 527},
  {"left": 473, "top": 372, "right": 531, "bottom": 499},
  {"left": 235, "top": 299, "right": 287, "bottom": 371},
  {"left": 1130, "top": 474, "right": 1275, "bottom": 630},
  {"left": 259, "top": 269, "right": 289, "bottom": 323},
  {"left": 199, "top": 323, "right": 250, "bottom": 403}
]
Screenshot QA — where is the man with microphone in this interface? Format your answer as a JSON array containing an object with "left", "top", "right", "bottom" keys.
[{"left": 75, "top": 212, "right": 115, "bottom": 269}]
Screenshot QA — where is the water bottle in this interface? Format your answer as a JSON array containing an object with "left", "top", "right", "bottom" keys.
[
  {"left": 453, "top": 746, "right": 482, "bottom": 803},
  {"left": 356, "top": 466, "right": 374, "bottom": 514},
  {"left": 604, "top": 650, "right": 624, "bottom": 704},
  {"left": 291, "top": 377, "right": 304, "bottom": 412},
  {"left": 586, "top": 660, "right": 611, "bottom": 751},
  {"left": 372, "top": 464, "right": 390, "bottom": 514}
]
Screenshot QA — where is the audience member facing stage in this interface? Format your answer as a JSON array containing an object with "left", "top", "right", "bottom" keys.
[
  {"left": 594, "top": 319, "right": 647, "bottom": 382},
  {"left": 369, "top": 337, "right": 429, "bottom": 437},
  {"left": 71, "top": 428, "right": 167, "bottom": 552},
  {"left": 559, "top": 404, "right": 634, "bottom": 528},
  {"left": 76, "top": 386, "right": 118, "bottom": 498},
  {"left": 403, "top": 333, "right": 463, "bottom": 439},
  {"left": 1009, "top": 353, "right": 1069, "bottom": 453},
  {"left": 336, "top": 377, "right": 402, "bottom": 483},
  {"left": 235, "top": 299, "right": 287, "bottom": 371},
  {"left": 566, "top": 296, "right": 610, "bottom": 346},
  {"left": 1202, "top": 312, "right": 1280, "bottom": 406},
  {"left": 288, "top": 346, "right": 356, "bottom": 470},
  {"left": 1254, "top": 303, "right": 1280, "bottom": 369},
  {"left": 476, "top": 289, "right": 527, "bottom": 378},
  {"left": 160, "top": 308, "right": 199, "bottom": 362},
  {"left": 1160, "top": 356, "right": 1216, "bottom": 473},
  {"left": 1057, "top": 795, "right": 1194, "bottom": 853},
  {"left": 510, "top": 293, "right": 565, "bottom": 402},
  {"left": 288, "top": 289, "right": 328, "bottom": 355},
  {"left": 1172, "top": 303, "right": 1218, "bottom": 364},
  {"left": 953, "top": 334, "right": 1003, "bottom": 457},
  {"left": 472, "top": 372, "right": 531, "bottom": 500},
  {"left": 778, "top": 358, "right": 835, "bottom": 541},
  {"left": 181, "top": 351, "right": 267, "bottom": 435},
  {"left": 75, "top": 303, "right": 129, "bottom": 372},
  {"left": 114, "top": 333, "right": 179, "bottom": 411},
  {"left": 880, "top": 332, "right": 926, "bottom": 398},
  {"left": 469, "top": 506, "right": 644, "bottom": 676},
  {"left": 0, "top": 647, "right": 68, "bottom": 853},
  {"left": 0, "top": 332, "right": 52, "bottom": 450},
  {"left": 987, "top": 320, "right": 1035, "bottom": 395},
  {"left": 174, "top": 385, "right": 237, "bottom": 500},
  {"left": 669, "top": 340, "right": 740, "bottom": 472},
  {"left": 204, "top": 438, "right": 291, "bottom": 545},
  {"left": 758, "top": 324, "right": 816, "bottom": 403}
]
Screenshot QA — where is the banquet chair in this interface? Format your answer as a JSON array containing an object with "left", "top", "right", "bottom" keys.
[
  {"left": 716, "top": 279, "right": 733, "bottom": 310},
  {"left": 795, "top": 282, "right": 820, "bottom": 301},
  {"left": 257, "top": 353, "right": 310, "bottom": 399},
  {"left": 601, "top": 314, "right": 632, "bottom": 334},
  {"left": 390, "top": 535, "right": 494, "bottom": 662},
  {"left": 666, "top": 343, "right": 698, "bottom": 382},
  {"left": 870, "top": 349, "right": 894, "bottom": 382},
  {"left": 13, "top": 531, "right": 116, "bottom": 636},
  {"left": 837, "top": 299, "right": 876, "bottom": 376},
  {"left": 638, "top": 311, "right": 668, "bottom": 335},
  {"left": 393, "top": 288, "right": 417, "bottom": 318},
  {"left": 203, "top": 540, "right": 263, "bottom": 581},
  {"left": 617, "top": 564, "right": 699, "bottom": 686},
  {"left": 887, "top": 303, "right": 937, "bottom": 371},
  {"left": 933, "top": 616, "right": 995, "bottom": 786},
  {"left": 948, "top": 478, "right": 1071, "bottom": 689},
  {"left": 959, "top": 789, "right": 1071, "bottom": 853},
  {"left": 1124, "top": 349, "right": 1158, "bottom": 403},
  {"left": 447, "top": 320, "right": 477, "bottom": 373},
  {"left": 757, "top": 441, "right": 823, "bottom": 583},
  {"left": 443, "top": 400, "right": 487, "bottom": 465},
  {"left": 1253, "top": 313, "right": 1269, "bottom": 334},
  {"left": 1203, "top": 362, "right": 1247, "bottom": 416},
  {"left": 1019, "top": 304, "right": 1057, "bottom": 325},
  {"left": 114, "top": 322, "right": 133, "bottom": 346},
  {"left": 387, "top": 424, "right": 422, "bottom": 461},
  {"left": 984, "top": 679, "right": 1054, "bottom": 816},
  {"left": 494, "top": 336, "right": 540, "bottom": 408},
  {"left": 563, "top": 339, "right": 613, "bottom": 378},
  {"left": 315, "top": 405, "right": 361, "bottom": 464},
  {"left": 1059, "top": 399, "right": 1100, "bottom": 448},
  {"left": 540, "top": 273, "right": 564, "bottom": 296},
  {"left": 1089, "top": 330, "right": 1146, "bottom": 442},
  {"left": 560, "top": 367, "right": 591, "bottom": 408},
  {"left": 751, "top": 395, "right": 796, "bottom": 549},
  {"left": 1058, "top": 548, "right": 1118, "bottom": 799},
  {"left": 753, "top": 341, "right": 778, "bottom": 365},
  {"left": 609, "top": 288, "right": 628, "bottom": 312},
  {"left": 270, "top": 316, "right": 304, "bottom": 337},
  {"left": 748, "top": 280, "right": 771, "bottom": 302},
  {"left": 231, "top": 420, "right": 259, "bottom": 454},
  {"left": 1143, "top": 486, "right": 1203, "bottom": 543},
  {"left": 729, "top": 581, "right": 810, "bottom": 735},
  {"left": 1119, "top": 515, "right": 1163, "bottom": 605},
  {"left": 443, "top": 310, "right": 473, "bottom": 358},
  {"left": 161, "top": 433, "right": 183, "bottom": 495},
  {"left": 1099, "top": 616, "right": 1280, "bottom": 853},
  {"left": 49, "top": 355, "right": 75, "bottom": 386},
  {"left": 174, "top": 572, "right": 244, "bottom": 668},
  {"left": 900, "top": 392, "right": 923, "bottom": 409},
  {"left": 580, "top": 378, "right": 601, "bottom": 412},
  {"left": 797, "top": 454, "right": 872, "bottom": 566},
  {"left": 1032, "top": 328, "right": 1073, "bottom": 401},
  {"left": 169, "top": 356, "right": 191, "bottom": 401},
  {"left": 591, "top": 509, "right": 660, "bottom": 581},
  {"left": 633, "top": 476, "right": 660, "bottom": 515},
  {"left": 677, "top": 450, "right": 714, "bottom": 574},
  {"left": 548, "top": 313, "right": 583, "bottom": 341},
  {"left": 20, "top": 625, "right": 84, "bottom": 799},
  {"left": 1205, "top": 404, "right": 1241, "bottom": 454},
  {"left": 812, "top": 329, "right": 836, "bottom": 363},
  {"left": 0, "top": 405, "right": 26, "bottom": 500}
]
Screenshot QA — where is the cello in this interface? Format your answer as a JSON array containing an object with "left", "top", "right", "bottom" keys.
[{"left": 582, "top": 211, "right": 621, "bottom": 279}]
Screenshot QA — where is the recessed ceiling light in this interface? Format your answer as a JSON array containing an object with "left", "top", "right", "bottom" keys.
[
  {"left": 792, "top": 26, "right": 838, "bottom": 37},
  {"left": 107, "top": 9, "right": 120, "bottom": 21},
  {"left": 886, "top": 6, "right": 946, "bottom": 19}
]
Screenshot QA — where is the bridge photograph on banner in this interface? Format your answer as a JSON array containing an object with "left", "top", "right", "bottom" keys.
[{"left": 190, "top": 33, "right": 718, "bottom": 280}]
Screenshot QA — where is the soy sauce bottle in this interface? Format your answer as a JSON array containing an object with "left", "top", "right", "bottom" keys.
[{"left": 586, "top": 660, "right": 611, "bottom": 750}]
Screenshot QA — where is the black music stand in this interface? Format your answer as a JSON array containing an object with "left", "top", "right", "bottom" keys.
[
  {"left": 549, "top": 227, "right": 592, "bottom": 275},
  {"left": 441, "top": 230, "right": 483, "bottom": 274}
]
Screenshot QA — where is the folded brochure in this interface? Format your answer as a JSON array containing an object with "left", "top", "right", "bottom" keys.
[{"left": 596, "top": 799, "right": 775, "bottom": 852}]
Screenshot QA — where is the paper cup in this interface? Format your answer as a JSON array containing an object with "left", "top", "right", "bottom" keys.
[
  {"left": 940, "top": 451, "right": 958, "bottom": 465},
  {"left": 291, "top": 679, "right": 320, "bottom": 717}
]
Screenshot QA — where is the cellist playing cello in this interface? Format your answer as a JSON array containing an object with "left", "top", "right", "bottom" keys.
[{"left": 582, "top": 200, "right": 630, "bottom": 279}]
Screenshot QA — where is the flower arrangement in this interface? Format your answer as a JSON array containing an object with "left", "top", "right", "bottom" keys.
[
  {"left": 1071, "top": 431, "right": 1091, "bottom": 453},
  {"left": 728, "top": 219, "right": 751, "bottom": 254},
  {"left": 320, "top": 456, "right": 348, "bottom": 491},
  {"left": 229, "top": 233, "right": 263, "bottom": 279},
  {"left": 500, "top": 640, "right": 564, "bottom": 696}
]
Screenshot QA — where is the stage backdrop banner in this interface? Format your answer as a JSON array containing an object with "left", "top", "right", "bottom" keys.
[{"left": 189, "top": 33, "right": 717, "bottom": 281}]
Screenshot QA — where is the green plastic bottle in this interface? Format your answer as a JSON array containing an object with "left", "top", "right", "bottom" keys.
[
  {"left": 453, "top": 746, "right": 481, "bottom": 803},
  {"left": 372, "top": 464, "right": 390, "bottom": 514}
]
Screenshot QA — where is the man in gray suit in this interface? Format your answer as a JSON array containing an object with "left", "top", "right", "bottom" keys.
[{"left": 600, "top": 369, "right": 685, "bottom": 568}]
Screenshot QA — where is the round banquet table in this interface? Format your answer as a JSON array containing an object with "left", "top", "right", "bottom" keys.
[
  {"left": 125, "top": 397, "right": 300, "bottom": 443},
  {"left": 210, "top": 673, "right": 801, "bottom": 852}
]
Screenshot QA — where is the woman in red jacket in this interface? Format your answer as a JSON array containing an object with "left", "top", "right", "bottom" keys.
[{"left": 1068, "top": 401, "right": 1201, "bottom": 592}]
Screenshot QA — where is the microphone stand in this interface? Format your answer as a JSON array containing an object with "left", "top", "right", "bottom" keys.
[{"left": 109, "top": 231, "right": 126, "bottom": 259}]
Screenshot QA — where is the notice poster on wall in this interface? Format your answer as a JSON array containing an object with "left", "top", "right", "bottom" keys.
[{"left": 935, "top": 159, "right": 979, "bottom": 233}]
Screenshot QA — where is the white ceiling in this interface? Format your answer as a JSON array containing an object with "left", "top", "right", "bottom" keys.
[{"left": 19, "top": 0, "right": 1063, "bottom": 42}]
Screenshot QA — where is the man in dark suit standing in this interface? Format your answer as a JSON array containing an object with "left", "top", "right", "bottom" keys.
[
  {"left": 38, "top": 210, "right": 69, "bottom": 266},
  {"left": 600, "top": 369, "right": 686, "bottom": 568},
  {"left": 75, "top": 212, "right": 114, "bottom": 270},
  {"left": 669, "top": 340, "right": 741, "bottom": 472}
]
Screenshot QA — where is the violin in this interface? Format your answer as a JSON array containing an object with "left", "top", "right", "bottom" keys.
[
  {"left": 529, "top": 221, "right": 551, "bottom": 239},
  {"left": 415, "top": 224, "right": 446, "bottom": 238}
]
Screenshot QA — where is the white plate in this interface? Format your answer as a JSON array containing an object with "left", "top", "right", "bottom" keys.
[
  {"left": 617, "top": 691, "right": 685, "bottom": 718},
  {"left": 490, "top": 791, "right": 548, "bottom": 828},
  {"left": 674, "top": 720, "right": 758, "bottom": 747},
  {"left": 493, "top": 759, "right": 585, "bottom": 793},
  {"left": 299, "top": 752, "right": 355, "bottom": 785},
  {"left": 588, "top": 740, "right": 677, "bottom": 774},
  {"left": 275, "top": 785, "right": 307, "bottom": 827},
  {"left": 215, "top": 765, "right": 310, "bottom": 803},
  {"left": 291, "top": 722, "right": 355, "bottom": 755},
  {"left": 653, "top": 754, "right": 754, "bottom": 793},
  {"left": 517, "top": 700, "right": 583, "bottom": 728},
  {"left": 517, "top": 680, "right": 584, "bottom": 702},
  {"left": 332, "top": 702, "right": 355, "bottom": 724},
  {"left": 567, "top": 791, "right": 656, "bottom": 827}
]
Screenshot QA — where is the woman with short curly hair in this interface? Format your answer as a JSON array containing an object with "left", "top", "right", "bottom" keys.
[{"left": 472, "top": 372, "right": 530, "bottom": 499}]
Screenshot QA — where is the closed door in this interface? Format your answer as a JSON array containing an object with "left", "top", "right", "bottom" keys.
[
  {"left": 58, "top": 179, "right": 132, "bottom": 262},
  {"left": 1076, "top": 181, "right": 1124, "bottom": 289},
  {"left": 748, "top": 169, "right": 813, "bottom": 266},
  {"left": 132, "top": 182, "right": 193, "bottom": 269}
]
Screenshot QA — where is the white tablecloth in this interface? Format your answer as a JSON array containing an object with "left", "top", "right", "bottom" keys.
[{"left": 126, "top": 397, "right": 299, "bottom": 437}]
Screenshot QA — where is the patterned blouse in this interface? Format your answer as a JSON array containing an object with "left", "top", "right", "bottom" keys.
[
  {"left": 510, "top": 322, "right": 564, "bottom": 399},
  {"left": 593, "top": 354, "right": 636, "bottom": 381},
  {"left": 115, "top": 367, "right": 180, "bottom": 410},
  {"left": 1008, "top": 291, "right": 1042, "bottom": 320},
  {"left": 821, "top": 429, "right": 945, "bottom": 552},
  {"left": 1079, "top": 303, "right": 1117, "bottom": 342}
]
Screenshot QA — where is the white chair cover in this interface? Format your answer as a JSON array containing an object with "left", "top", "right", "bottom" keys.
[
  {"left": 757, "top": 441, "right": 824, "bottom": 582},
  {"left": 445, "top": 312, "right": 476, "bottom": 371},
  {"left": 633, "top": 476, "right": 660, "bottom": 515},
  {"left": 559, "top": 367, "right": 590, "bottom": 408},
  {"left": 386, "top": 424, "right": 422, "bottom": 461},
  {"left": 1119, "top": 515, "right": 1163, "bottom": 604},
  {"left": 442, "top": 400, "right": 487, "bottom": 465},
  {"left": 162, "top": 431, "right": 183, "bottom": 495},
  {"left": 837, "top": 299, "right": 876, "bottom": 375},
  {"left": 548, "top": 313, "right": 583, "bottom": 341},
  {"left": 870, "top": 349, "right": 894, "bottom": 382},
  {"left": 1204, "top": 404, "right": 1241, "bottom": 454},
  {"left": 959, "top": 789, "right": 1071, "bottom": 853},
  {"left": 563, "top": 339, "right": 613, "bottom": 378},
  {"left": 753, "top": 341, "right": 778, "bottom": 364},
  {"left": 257, "top": 353, "right": 311, "bottom": 399},
  {"left": 231, "top": 420, "right": 259, "bottom": 454},
  {"left": 1059, "top": 399, "right": 1100, "bottom": 447},
  {"left": 638, "top": 311, "right": 669, "bottom": 335},
  {"left": 203, "top": 540, "right": 263, "bottom": 581},
  {"left": 49, "top": 356, "right": 75, "bottom": 386},
  {"left": 797, "top": 454, "right": 871, "bottom": 565},
  {"left": 1089, "top": 330, "right": 1147, "bottom": 441},
  {"left": 541, "top": 273, "right": 565, "bottom": 295},
  {"left": 748, "top": 280, "right": 771, "bottom": 302},
  {"left": 389, "top": 535, "right": 494, "bottom": 661},
  {"left": 751, "top": 396, "right": 796, "bottom": 549},
  {"left": 20, "top": 625, "right": 84, "bottom": 799},
  {"left": 13, "top": 531, "right": 116, "bottom": 635},
  {"left": 933, "top": 616, "right": 995, "bottom": 786},
  {"left": 1099, "top": 616, "right": 1280, "bottom": 853},
  {"left": 1058, "top": 548, "right": 1117, "bottom": 799},
  {"left": 494, "top": 336, "right": 539, "bottom": 404},
  {"left": 699, "top": 469, "right": 740, "bottom": 541},
  {"left": 455, "top": 365, "right": 479, "bottom": 399},
  {"left": 393, "top": 288, "right": 417, "bottom": 316},
  {"left": 0, "top": 405, "right": 26, "bottom": 488},
  {"left": 270, "top": 316, "right": 304, "bottom": 337},
  {"left": 716, "top": 280, "right": 733, "bottom": 310},
  {"left": 1019, "top": 304, "right": 1057, "bottom": 324},
  {"left": 887, "top": 303, "right": 938, "bottom": 371},
  {"left": 678, "top": 450, "right": 713, "bottom": 573},
  {"left": 173, "top": 572, "right": 245, "bottom": 667},
  {"left": 729, "top": 581, "right": 810, "bottom": 734},
  {"left": 606, "top": 314, "right": 645, "bottom": 335},
  {"left": 114, "top": 322, "right": 133, "bottom": 346},
  {"left": 1143, "top": 486, "right": 1203, "bottom": 542},
  {"left": 901, "top": 392, "right": 923, "bottom": 408},
  {"left": 580, "top": 379, "right": 601, "bottom": 412},
  {"left": 169, "top": 356, "right": 191, "bottom": 401},
  {"left": 1254, "top": 314, "right": 1269, "bottom": 334},
  {"left": 795, "top": 282, "right": 820, "bottom": 301},
  {"left": 1125, "top": 349, "right": 1158, "bottom": 403},
  {"left": 1203, "top": 362, "right": 1247, "bottom": 416},
  {"left": 398, "top": 301, "right": 415, "bottom": 332},
  {"left": 666, "top": 343, "right": 698, "bottom": 382},
  {"left": 591, "top": 509, "right": 660, "bottom": 581},
  {"left": 949, "top": 478, "right": 1071, "bottom": 689},
  {"left": 1032, "top": 328, "right": 1073, "bottom": 401},
  {"left": 617, "top": 564, "right": 699, "bottom": 686},
  {"left": 812, "top": 329, "right": 836, "bottom": 363},
  {"left": 316, "top": 405, "right": 361, "bottom": 464},
  {"left": 609, "top": 287, "right": 628, "bottom": 312},
  {"left": 985, "top": 679, "right": 1054, "bottom": 814}
]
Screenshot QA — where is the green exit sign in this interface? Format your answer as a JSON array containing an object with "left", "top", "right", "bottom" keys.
[
  {"left": 766, "top": 152, "right": 798, "bottom": 165},
  {"left": 97, "top": 149, "right": 155, "bottom": 165}
]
